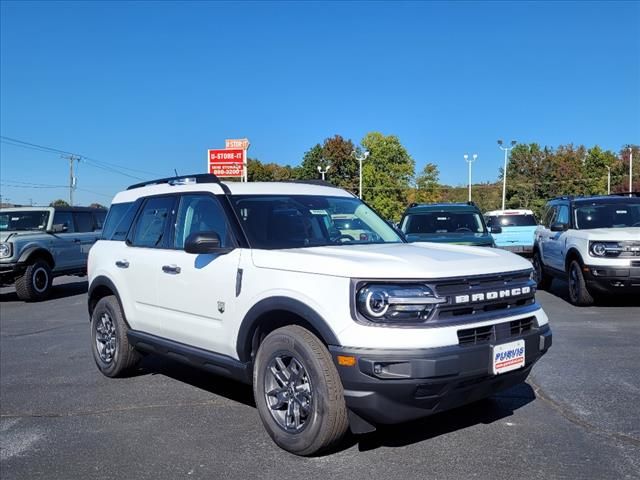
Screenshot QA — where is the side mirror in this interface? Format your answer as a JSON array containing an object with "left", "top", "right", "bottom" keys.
[
  {"left": 50, "top": 224, "right": 67, "bottom": 233},
  {"left": 184, "top": 231, "right": 232, "bottom": 255},
  {"left": 490, "top": 225, "right": 502, "bottom": 234},
  {"left": 550, "top": 222, "right": 568, "bottom": 232}
]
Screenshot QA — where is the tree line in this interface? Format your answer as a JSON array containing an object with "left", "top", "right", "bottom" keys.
[{"left": 246, "top": 132, "right": 639, "bottom": 220}]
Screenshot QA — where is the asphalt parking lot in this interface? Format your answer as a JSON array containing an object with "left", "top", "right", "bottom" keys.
[{"left": 1, "top": 277, "right": 639, "bottom": 480}]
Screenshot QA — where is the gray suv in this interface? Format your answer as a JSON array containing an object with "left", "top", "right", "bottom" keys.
[{"left": 0, "top": 206, "right": 107, "bottom": 301}]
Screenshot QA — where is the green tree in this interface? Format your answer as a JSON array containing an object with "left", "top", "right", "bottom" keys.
[
  {"left": 296, "top": 144, "right": 325, "bottom": 181},
  {"left": 614, "top": 145, "right": 640, "bottom": 193},
  {"left": 50, "top": 199, "right": 69, "bottom": 207},
  {"left": 360, "top": 132, "right": 414, "bottom": 221},
  {"left": 411, "top": 163, "right": 440, "bottom": 204},
  {"left": 296, "top": 135, "right": 358, "bottom": 192}
]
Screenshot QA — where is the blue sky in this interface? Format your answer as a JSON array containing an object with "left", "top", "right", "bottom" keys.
[{"left": 1, "top": 1, "right": 639, "bottom": 206}]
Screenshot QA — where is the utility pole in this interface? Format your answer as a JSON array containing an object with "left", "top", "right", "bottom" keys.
[
  {"left": 498, "top": 139, "right": 517, "bottom": 210},
  {"left": 317, "top": 164, "right": 330, "bottom": 181},
  {"left": 352, "top": 149, "right": 370, "bottom": 199},
  {"left": 464, "top": 153, "right": 478, "bottom": 202},
  {"left": 62, "top": 154, "right": 80, "bottom": 206},
  {"left": 606, "top": 166, "right": 611, "bottom": 195}
]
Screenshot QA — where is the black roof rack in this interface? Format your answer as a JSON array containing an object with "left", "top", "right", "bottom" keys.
[
  {"left": 285, "top": 179, "right": 336, "bottom": 187},
  {"left": 127, "top": 173, "right": 221, "bottom": 190},
  {"left": 550, "top": 192, "right": 640, "bottom": 202}
]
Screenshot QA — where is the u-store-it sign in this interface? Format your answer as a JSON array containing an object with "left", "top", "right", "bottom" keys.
[{"left": 208, "top": 149, "right": 244, "bottom": 177}]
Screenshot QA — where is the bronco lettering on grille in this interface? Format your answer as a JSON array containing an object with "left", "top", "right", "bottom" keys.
[{"left": 453, "top": 286, "right": 531, "bottom": 304}]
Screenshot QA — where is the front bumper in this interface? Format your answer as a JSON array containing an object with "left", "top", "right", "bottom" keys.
[
  {"left": 330, "top": 324, "right": 551, "bottom": 426},
  {"left": 0, "top": 262, "right": 22, "bottom": 285},
  {"left": 498, "top": 244, "right": 533, "bottom": 255},
  {"left": 584, "top": 264, "right": 640, "bottom": 293}
]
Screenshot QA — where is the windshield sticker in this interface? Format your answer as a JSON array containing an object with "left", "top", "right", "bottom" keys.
[{"left": 310, "top": 209, "right": 328, "bottom": 215}]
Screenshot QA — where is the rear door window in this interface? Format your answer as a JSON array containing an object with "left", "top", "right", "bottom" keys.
[{"left": 74, "top": 212, "right": 95, "bottom": 232}]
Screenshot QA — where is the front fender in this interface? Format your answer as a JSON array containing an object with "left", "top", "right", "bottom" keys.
[{"left": 235, "top": 296, "right": 341, "bottom": 362}]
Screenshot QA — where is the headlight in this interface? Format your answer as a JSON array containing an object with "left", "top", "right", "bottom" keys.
[
  {"left": 356, "top": 284, "right": 445, "bottom": 323},
  {"left": 0, "top": 243, "right": 12, "bottom": 258},
  {"left": 590, "top": 241, "right": 622, "bottom": 257}
]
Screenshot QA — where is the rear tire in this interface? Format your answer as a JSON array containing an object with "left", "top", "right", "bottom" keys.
[
  {"left": 567, "top": 260, "right": 594, "bottom": 306},
  {"left": 91, "top": 296, "right": 141, "bottom": 377},
  {"left": 15, "top": 260, "right": 52, "bottom": 302},
  {"left": 253, "top": 325, "right": 349, "bottom": 456},
  {"left": 532, "top": 251, "right": 552, "bottom": 290}
]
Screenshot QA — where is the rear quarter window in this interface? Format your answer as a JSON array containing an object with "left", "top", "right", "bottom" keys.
[{"left": 101, "top": 202, "right": 137, "bottom": 241}]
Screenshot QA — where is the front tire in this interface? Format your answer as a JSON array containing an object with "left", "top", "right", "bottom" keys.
[
  {"left": 568, "top": 260, "right": 594, "bottom": 306},
  {"left": 15, "top": 260, "right": 52, "bottom": 301},
  {"left": 91, "top": 296, "right": 141, "bottom": 377},
  {"left": 532, "top": 251, "right": 552, "bottom": 290},
  {"left": 253, "top": 325, "right": 349, "bottom": 456}
]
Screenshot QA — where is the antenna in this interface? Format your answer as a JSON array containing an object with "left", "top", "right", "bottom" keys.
[{"left": 174, "top": 169, "right": 179, "bottom": 177}]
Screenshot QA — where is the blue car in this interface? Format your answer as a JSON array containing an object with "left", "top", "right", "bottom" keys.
[{"left": 484, "top": 209, "right": 538, "bottom": 256}]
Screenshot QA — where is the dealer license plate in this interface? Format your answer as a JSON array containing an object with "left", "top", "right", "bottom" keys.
[{"left": 492, "top": 340, "right": 525, "bottom": 375}]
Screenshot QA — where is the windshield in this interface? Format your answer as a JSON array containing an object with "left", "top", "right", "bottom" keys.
[
  {"left": 486, "top": 214, "right": 537, "bottom": 227},
  {"left": 401, "top": 211, "right": 487, "bottom": 234},
  {"left": 0, "top": 210, "right": 50, "bottom": 231},
  {"left": 230, "top": 195, "right": 403, "bottom": 249},
  {"left": 574, "top": 203, "right": 640, "bottom": 229}
]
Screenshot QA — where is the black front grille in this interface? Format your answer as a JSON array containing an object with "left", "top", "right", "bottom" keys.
[
  {"left": 457, "top": 316, "right": 537, "bottom": 346},
  {"left": 431, "top": 270, "right": 536, "bottom": 325}
]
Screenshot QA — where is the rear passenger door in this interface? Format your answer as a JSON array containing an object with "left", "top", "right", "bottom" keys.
[
  {"left": 122, "top": 195, "right": 177, "bottom": 337},
  {"left": 154, "top": 193, "right": 241, "bottom": 357}
]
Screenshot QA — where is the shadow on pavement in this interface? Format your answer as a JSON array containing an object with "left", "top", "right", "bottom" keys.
[
  {"left": 132, "top": 353, "right": 536, "bottom": 453},
  {"left": 0, "top": 280, "right": 88, "bottom": 302},
  {"left": 354, "top": 382, "right": 536, "bottom": 451},
  {"left": 545, "top": 279, "right": 640, "bottom": 307},
  {"left": 136, "top": 355, "right": 256, "bottom": 407}
]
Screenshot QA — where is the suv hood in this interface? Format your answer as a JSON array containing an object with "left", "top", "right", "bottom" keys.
[
  {"left": 0, "top": 230, "right": 45, "bottom": 242},
  {"left": 405, "top": 232, "right": 493, "bottom": 246},
  {"left": 571, "top": 227, "right": 640, "bottom": 240},
  {"left": 251, "top": 242, "right": 532, "bottom": 279}
]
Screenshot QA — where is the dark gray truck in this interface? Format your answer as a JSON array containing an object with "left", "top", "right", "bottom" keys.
[{"left": 0, "top": 206, "right": 106, "bottom": 301}]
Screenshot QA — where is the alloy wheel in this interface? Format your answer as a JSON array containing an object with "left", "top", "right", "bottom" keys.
[
  {"left": 95, "top": 312, "right": 117, "bottom": 364},
  {"left": 264, "top": 354, "right": 313, "bottom": 432}
]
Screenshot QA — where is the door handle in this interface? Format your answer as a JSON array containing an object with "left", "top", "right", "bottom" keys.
[
  {"left": 115, "top": 260, "right": 129, "bottom": 269},
  {"left": 74, "top": 239, "right": 82, "bottom": 243},
  {"left": 162, "top": 265, "right": 181, "bottom": 274}
]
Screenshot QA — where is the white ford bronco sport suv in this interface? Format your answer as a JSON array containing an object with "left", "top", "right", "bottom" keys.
[
  {"left": 533, "top": 194, "right": 640, "bottom": 306},
  {"left": 88, "top": 174, "right": 552, "bottom": 455}
]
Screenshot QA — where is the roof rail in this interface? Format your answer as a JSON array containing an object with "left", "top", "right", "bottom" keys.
[
  {"left": 286, "top": 179, "right": 336, "bottom": 187},
  {"left": 607, "top": 191, "right": 640, "bottom": 197},
  {"left": 549, "top": 195, "right": 575, "bottom": 201},
  {"left": 127, "top": 173, "right": 221, "bottom": 190}
]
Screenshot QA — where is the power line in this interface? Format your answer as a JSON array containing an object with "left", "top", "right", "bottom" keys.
[{"left": 0, "top": 135, "right": 163, "bottom": 179}]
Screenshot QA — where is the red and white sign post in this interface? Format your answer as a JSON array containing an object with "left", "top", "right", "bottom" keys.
[{"left": 208, "top": 138, "right": 250, "bottom": 181}]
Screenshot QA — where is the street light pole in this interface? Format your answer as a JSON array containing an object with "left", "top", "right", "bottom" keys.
[
  {"left": 498, "top": 139, "right": 517, "bottom": 210},
  {"left": 317, "top": 164, "right": 330, "bottom": 181},
  {"left": 464, "top": 153, "right": 477, "bottom": 202},
  {"left": 629, "top": 147, "right": 634, "bottom": 197},
  {"left": 352, "top": 150, "right": 370, "bottom": 199},
  {"left": 606, "top": 166, "right": 611, "bottom": 195}
]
